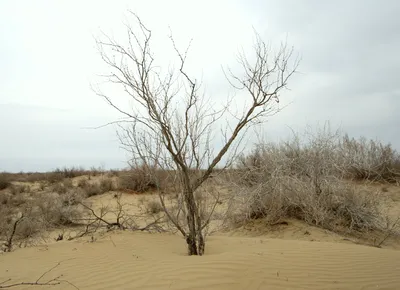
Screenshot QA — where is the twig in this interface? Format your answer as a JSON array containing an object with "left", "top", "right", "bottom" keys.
[
  {"left": 109, "top": 236, "right": 116, "bottom": 247},
  {"left": 375, "top": 216, "right": 400, "bottom": 248},
  {"left": 0, "top": 259, "right": 79, "bottom": 289}
]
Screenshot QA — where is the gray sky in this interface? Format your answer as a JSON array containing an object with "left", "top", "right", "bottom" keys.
[{"left": 1, "top": 0, "right": 399, "bottom": 172}]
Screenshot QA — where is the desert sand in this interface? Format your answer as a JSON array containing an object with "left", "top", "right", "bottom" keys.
[
  {"left": 1, "top": 179, "right": 400, "bottom": 290},
  {"left": 1, "top": 229, "right": 400, "bottom": 289}
]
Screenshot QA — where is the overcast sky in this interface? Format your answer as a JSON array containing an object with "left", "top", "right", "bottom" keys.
[{"left": 1, "top": 0, "right": 399, "bottom": 172}]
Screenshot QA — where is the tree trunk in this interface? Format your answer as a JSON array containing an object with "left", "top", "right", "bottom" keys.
[
  {"left": 184, "top": 189, "right": 205, "bottom": 256},
  {"left": 186, "top": 233, "right": 198, "bottom": 255},
  {"left": 197, "top": 231, "right": 205, "bottom": 255}
]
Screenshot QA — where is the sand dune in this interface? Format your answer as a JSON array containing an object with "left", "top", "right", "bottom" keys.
[{"left": 1, "top": 231, "right": 399, "bottom": 290}]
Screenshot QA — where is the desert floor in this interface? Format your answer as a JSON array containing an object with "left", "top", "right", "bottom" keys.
[{"left": 1, "top": 181, "right": 400, "bottom": 290}]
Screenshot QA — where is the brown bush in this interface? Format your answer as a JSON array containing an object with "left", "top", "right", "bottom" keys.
[
  {"left": 51, "top": 179, "right": 73, "bottom": 194},
  {"left": 0, "top": 175, "right": 11, "bottom": 190},
  {"left": 100, "top": 178, "right": 115, "bottom": 192},
  {"left": 60, "top": 188, "right": 86, "bottom": 206},
  {"left": 45, "top": 171, "right": 65, "bottom": 184},
  {"left": 35, "top": 193, "right": 83, "bottom": 227},
  {"left": 0, "top": 193, "right": 10, "bottom": 205},
  {"left": 56, "top": 167, "right": 87, "bottom": 178},
  {"left": 9, "top": 194, "right": 28, "bottom": 207},
  {"left": 83, "top": 183, "right": 102, "bottom": 197},
  {"left": 118, "top": 167, "right": 159, "bottom": 193},
  {"left": 9, "top": 184, "right": 31, "bottom": 195},
  {"left": 78, "top": 180, "right": 111, "bottom": 197},
  {"left": 14, "top": 217, "right": 41, "bottom": 240},
  {"left": 77, "top": 178, "right": 89, "bottom": 188},
  {"left": 146, "top": 200, "right": 164, "bottom": 214}
]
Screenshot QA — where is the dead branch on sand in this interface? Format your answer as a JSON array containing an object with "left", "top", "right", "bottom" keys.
[{"left": 0, "top": 259, "right": 79, "bottom": 289}]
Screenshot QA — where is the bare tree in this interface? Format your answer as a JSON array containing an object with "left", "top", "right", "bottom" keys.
[{"left": 94, "top": 11, "right": 299, "bottom": 255}]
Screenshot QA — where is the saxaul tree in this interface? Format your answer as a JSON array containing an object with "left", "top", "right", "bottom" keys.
[{"left": 94, "top": 12, "right": 299, "bottom": 255}]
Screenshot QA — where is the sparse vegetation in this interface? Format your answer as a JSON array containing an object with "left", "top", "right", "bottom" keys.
[
  {"left": 226, "top": 124, "right": 400, "bottom": 242},
  {"left": 236, "top": 124, "right": 400, "bottom": 185},
  {"left": 0, "top": 190, "right": 84, "bottom": 252},
  {"left": 0, "top": 128, "right": 399, "bottom": 253}
]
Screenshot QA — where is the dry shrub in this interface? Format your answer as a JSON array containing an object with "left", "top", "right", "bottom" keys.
[
  {"left": 44, "top": 167, "right": 87, "bottom": 184},
  {"left": 0, "top": 193, "right": 11, "bottom": 205},
  {"left": 0, "top": 172, "right": 48, "bottom": 183},
  {"left": 339, "top": 135, "right": 400, "bottom": 182},
  {"left": 228, "top": 124, "right": 396, "bottom": 236},
  {"left": 0, "top": 191, "right": 29, "bottom": 207},
  {"left": 39, "top": 181, "right": 47, "bottom": 191},
  {"left": 228, "top": 176, "right": 385, "bottom": 233},
  {"left": 23, "top": 172, "right": 47, "bottom": 183},
  {"left": 77, "top": 178, "right": 89, "bottom": 188},
  {"left": 35, "top": 192, "right": 83, "bottom": 227},
  {"left": 14, "top": 216, "right": 41, "bottom": 240},
  {"left": 89, "top": 166, "right": 104, "bottom": 176},
  {"left": 55, "top": 166, "right": 87, "bottom": 178},
  {"left": 0, "top": 174, "right": 11, "bottom": 190},
  {"left": 45, "top": 171, "right": 65, "bottom": 184},
  {"left": 51, "top": 179, "right": 73, "bottom": 194},
  {"left": 78, "top": 179, "right": 112, "bottom": 197},
  {"left": 146, "top": 200, "right": 164, "bottom": 214},
  {"left": 9, "top": 194, "right": 28, "bottom": 207},
  {"left": 81, "top": 183, "right": 102, "bottom": 197},
  {"left": 237, "top": 125, "right": 400, "bottom": 185},
  {"left": 100, "top": 178, "right": 115, "bottom": 192},
  {"left": 108, "top": 169, "right": 121, "bottom": 177},
  {"left": 0, "top": 191, "right": 84, "bottom": 250},
  {"left": 60, "top": 188, "right": 86, "bottom": 206},
  {"left": 118, "top": 167, "right": 159, "bottom": 193},
  {"left": 9, "top": 184, "right": 30, "bottom": 195},
  {"left": 74, "top": 177, "right": 114, "bottom": 197}
]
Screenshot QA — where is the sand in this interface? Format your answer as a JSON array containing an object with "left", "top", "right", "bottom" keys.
[
  {"left": 1, "top": 231, "right": 400, "bottom": 290},
  {"left": 1, "top": 180, "right": 399, "bottom": 289}
]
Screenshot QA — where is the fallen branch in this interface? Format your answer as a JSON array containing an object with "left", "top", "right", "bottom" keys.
[
  {"left": 78, "top": 203, "right": 114, "bottom": 227},
  {"left": 0, "top": 259, "right": 79, "bottom": 289}
]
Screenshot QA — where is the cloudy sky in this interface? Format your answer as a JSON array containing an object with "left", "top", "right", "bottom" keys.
[{"left": 0, "top": 0, "right": 399, "bottom": 172}]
